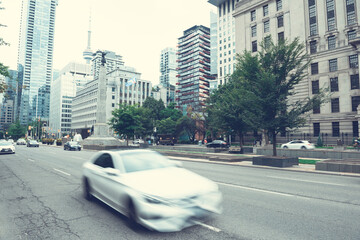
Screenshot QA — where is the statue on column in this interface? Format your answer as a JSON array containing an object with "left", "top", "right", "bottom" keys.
[{"left": 101, "top": 51, "right": 107, "bottom": 66}]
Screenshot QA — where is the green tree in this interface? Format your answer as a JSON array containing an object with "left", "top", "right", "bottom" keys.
[
  {"left": 108, "top": 104, "right": 141, "bottom": 145},
  {"left": 135, "top": 107, "right": 154, "bottom": 138},
  {"left": 233, "top": 37, "right": 327, "bottom": 156},
  {"left": 157, "top": 117, "right": 177, "bottom": 136},
  {"left": 176, "top": 116, "right": 198, "bottom": 142},
  {"left": 7, "top": 121, "right": 26, "bottom": 140},
  {"left": 159, "top": 102, "right": 182, "bottom": 122},
  {"left": 143, "top": 97, "right": 165, "bottom": 121}
]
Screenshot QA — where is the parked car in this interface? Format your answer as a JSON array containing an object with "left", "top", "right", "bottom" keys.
[
  {"left": 206, "top": 140, "right": 229, "bottom": 148},
  {"left": 16, "top": 139, "right": 27, "bottom": 145},
  {"left": 64, "top": 141, "right": 81, "bottom": 151},
  {"left": 27, "top": 140, "right": 39, "bottom": 147},
  {"left": 281, "top": 140, "right": 315, "bottom": 150},
  {"left": 132, "top": 139, "right": 144, "bottom": 144},
  {"left": 82, "top": 149, "right": 223, "bottom": 232},
  {"left": 0, "top": 141, "right": 15, "bottom": 154},
  {"left": 7, "top": 139, "right": 15, "bottom": 145}
]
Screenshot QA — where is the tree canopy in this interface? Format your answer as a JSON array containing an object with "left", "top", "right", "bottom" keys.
[
  {"left": 7, "top": 121, "right": 26, "bottom": 140},
  {"left": 207, "top": 37, "right": 327, "bottom": 155}
]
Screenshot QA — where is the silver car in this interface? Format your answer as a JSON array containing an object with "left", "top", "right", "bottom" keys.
[{"left": 82, "top": 149, "right": 222, "bottom": 232}]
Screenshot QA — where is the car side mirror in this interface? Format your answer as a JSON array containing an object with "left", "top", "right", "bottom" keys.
[{"left": 104, "top": 168, "right": 121, "bottom": 176}]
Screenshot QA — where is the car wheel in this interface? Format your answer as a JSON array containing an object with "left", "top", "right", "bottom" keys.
[
  {"left": 301, "top": 146, "right": 306, "bottom": 149},
  {"left": 127, "top": 200, "right": 140, "bottom": 230},
  {"left": 83, "top": 178, "right": 93, "bottom": 201},
  {"left": 283, "top": 146, "right": 288, "bottom": 149}
]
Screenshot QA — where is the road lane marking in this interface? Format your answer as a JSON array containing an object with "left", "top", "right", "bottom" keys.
[
  {"left": 53, "top": 168, "right": 71, "bottom": 176},
  {"left": 28, "top": 159, "right": 35, "bottom": 162},
  {"left": 266, "top": 176, "right": 346, "bottom": 186},
  {"left": 193, "top": 221, "right": 221, "bottom": 232},
  {"left": 217, "top": 182, "right": 293, "bottom": 197}
]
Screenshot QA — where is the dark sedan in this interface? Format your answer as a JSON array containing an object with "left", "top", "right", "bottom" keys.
[
  {"left": 206, "top": 140, "right": 229, "bottom": 148},
  {"left": 64, "top": 141, "right": 81, "bottom": 151},
  {"left": 27, "top": 140, "right": 39, "bottom": 147}
]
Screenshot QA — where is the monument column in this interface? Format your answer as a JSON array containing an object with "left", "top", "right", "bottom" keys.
[{"left": 82, "top": 51, "right": 122, "bottom": 150}]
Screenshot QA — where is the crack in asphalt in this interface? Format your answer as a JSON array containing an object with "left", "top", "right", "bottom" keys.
[{"left": 0, "top": 160, "right": 80, "bottom": 240}]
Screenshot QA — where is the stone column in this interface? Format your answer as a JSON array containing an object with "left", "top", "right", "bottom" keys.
[{"left": 93, "top": 64, "right": 109, "bottom": 137}]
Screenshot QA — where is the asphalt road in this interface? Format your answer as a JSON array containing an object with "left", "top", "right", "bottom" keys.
[{"left": 0, "top": 145, "right": 359, "bottom": 240}]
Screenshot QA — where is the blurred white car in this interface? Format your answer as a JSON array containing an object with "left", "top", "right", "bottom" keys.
[
  {"left": 281, "top": 140, "right": 315, "bottom": 150},
  {"left": 82, "top": 149, "right": 222, "bottom": 232},
  {"left": 0, "top": 141, "right": 15, "bottom": 154}
]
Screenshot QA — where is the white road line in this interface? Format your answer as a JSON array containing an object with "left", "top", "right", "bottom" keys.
[
  {"left": 28, "top": 159, "right": 35, "bottom": 162},
  {"left": 217, "top": 182, "right": 293, "bottom": 197},
  {"left": 193, "top": 221, "right": 222, "bottom": 232},
  {"left": 53, "top": 168, "right": 71, "bottom": 176},
  {"left": 266, "top": 176, "right": 346, "bottom": 186}
]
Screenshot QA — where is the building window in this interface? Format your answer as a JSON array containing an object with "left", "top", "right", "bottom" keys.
[
  {"left": 310, "top": 40, "right": 317, "bottom": 54},
  {"left": 220, "top": 67, "right": 222, "bottom": 77},
  {"left": 251, "top": 25, "right": 257, "bottom": 37},
  {"left": 330, "top": 77, "right": 338, "bottom": 92},
  {"left": 312, "top": 80, "right": 319, "bottom": 94},
  {"left": 346, "top": 0, "right": 356, "bottom": 25},
  {"left": 219, "top": 5, "right": 222, "bottom": 17},
  {"left": 277, "top": 15, "right": 284, "bottom": 28},
  {"left": 353, "top": 121, "right": 359, "bottom": 137},
  {"left": 112, "top": 95, "right": 115, "bottom": 99},
  {"left": 313, "top": 104, "right": 320, "bottom": 114},
  {"left": 112, "top": 87, "right": 115, "bottom": 92},
  {"left": 332, "top": 122, "right": 340, "bottom": 137},
  {"left": 351, "top": 74, "right": 359, "bottom": 89},
  {"left": 278, "top": 32, "right": 284, "bottom": 42},
  {"left": 331, "top": 98, "right": 339, "bottom": 113},
  {"left": 264, "top": 20, "right": 270, "bottom": 33},
  {"left": 263, "top": 5, "right": 268, "bottom": 16},
  {"left": 251, "top": 10, "right": 256, "bottom": 21},
  {"left": 311, "top": 62, "right": 318, "bottom": 75},
  {"left": 326, "top": 0, "right": 336, "bottom": 31},
  {"left": 352, "top": 96, "right": 360, "bottom": 111},
  {"left": 264, "top": 36, "right": 271, "bottom": 48},
  {"left": 276, "top": 0, "right": 282, "bottom": 11},
  {"left": 252, "top": 40, "right": 257, "bottom": 52},
  {"left": 111, "top": 103, "right": 115, "bottom": 107},
  {"left": 308, "top": 0, "right": 317, "bottom": 36},
  {"left": 349, "top": 54, "right": 358, "bottom": 68},
  {"left": 348, "top": 30, "right": 356, "bottom": 41},
  {"left": 313, "top": 123, "right": 320, "bottom": 137},
  {"left": 328, "top": 35, "right": 336, "bottom": 49},
  {"left": 329, "top": 59, "right": 337, "bottom": 72}
]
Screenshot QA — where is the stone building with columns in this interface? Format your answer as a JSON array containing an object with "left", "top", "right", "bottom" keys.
[
  {"left": 71, "top": 65, "right": 152, "bottom": 138},
  {"left": 232, "top": 0, "right": 360, "bottom": 144}
]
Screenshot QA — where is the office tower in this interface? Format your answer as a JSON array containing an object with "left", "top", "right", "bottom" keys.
[
  {"left": 16, "top": 0, "right": 58, "bottom": 124},
  {"left": 209, "top": 11, "right": 218, "bottom": 91},
  {"left": 176, "top": 25, "right": 213, "bottom": 112},
  {"left": 208, "top": 0, "right": 238, "bottom": 86},
  {"left": 232, "top": 0, "right": 360, "bottom": 143},
  {"left": 160, "top": 47, "right": 177, "bottom": 86},
  {"left": 91, "top": 50, "right": 124, "bottom": 80},
  {"left": 49, "top": 62, "right": 91, "bottom": 137}
]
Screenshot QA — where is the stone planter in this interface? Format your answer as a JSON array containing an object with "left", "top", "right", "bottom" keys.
[{"left": 253, "top": 156, "right": 299, "bottom": 167}]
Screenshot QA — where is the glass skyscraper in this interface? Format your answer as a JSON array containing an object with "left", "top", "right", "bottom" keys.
[{"left": 16, "top": 0, "right": 58, "bottom": 124}]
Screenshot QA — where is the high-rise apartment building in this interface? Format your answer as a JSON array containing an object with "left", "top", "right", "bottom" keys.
[
  {"left": 233, "top": 0, "right": 360, "bottom": 143},
  {"left": 176, "top": 25, "right": 213, "bottom": 112},
  {"left": 91, "top": 50, "right": 124, "bottom": 80},
  {"left": 49, "top": 62, "right": 91, "bottom": 137},
  {"left": 16, "top": 0, "right": 58, "bottom": 124},
  {"left": 160, "top": 47, "right": 177, "bottom": 86},
  {"left": 210, "top": 11, "right": 219, "bottom": 91},
  {"left": 0, "top": 70, "right": 17, "bottom": 132},
  {"left": 208, "top": 0, "right": 238, "bottom": 86}
]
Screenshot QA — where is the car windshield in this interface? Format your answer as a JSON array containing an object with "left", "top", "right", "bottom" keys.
[
  {"left": 0, "top": 142, "right": 12, "bottom": 146},
  {"left": 69, "top": 141, "right": 78, "bottom": 145},
  {"left": 30, "top": 140, "right": 37, "bottom": 143},
  {"left": 119, "top": 151, "right": 175, "bottom": 173}
]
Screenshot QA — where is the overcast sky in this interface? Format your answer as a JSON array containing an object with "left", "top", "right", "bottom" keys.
[{"left": 0, "top": 0, "right": 216, "bottom": 84}]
